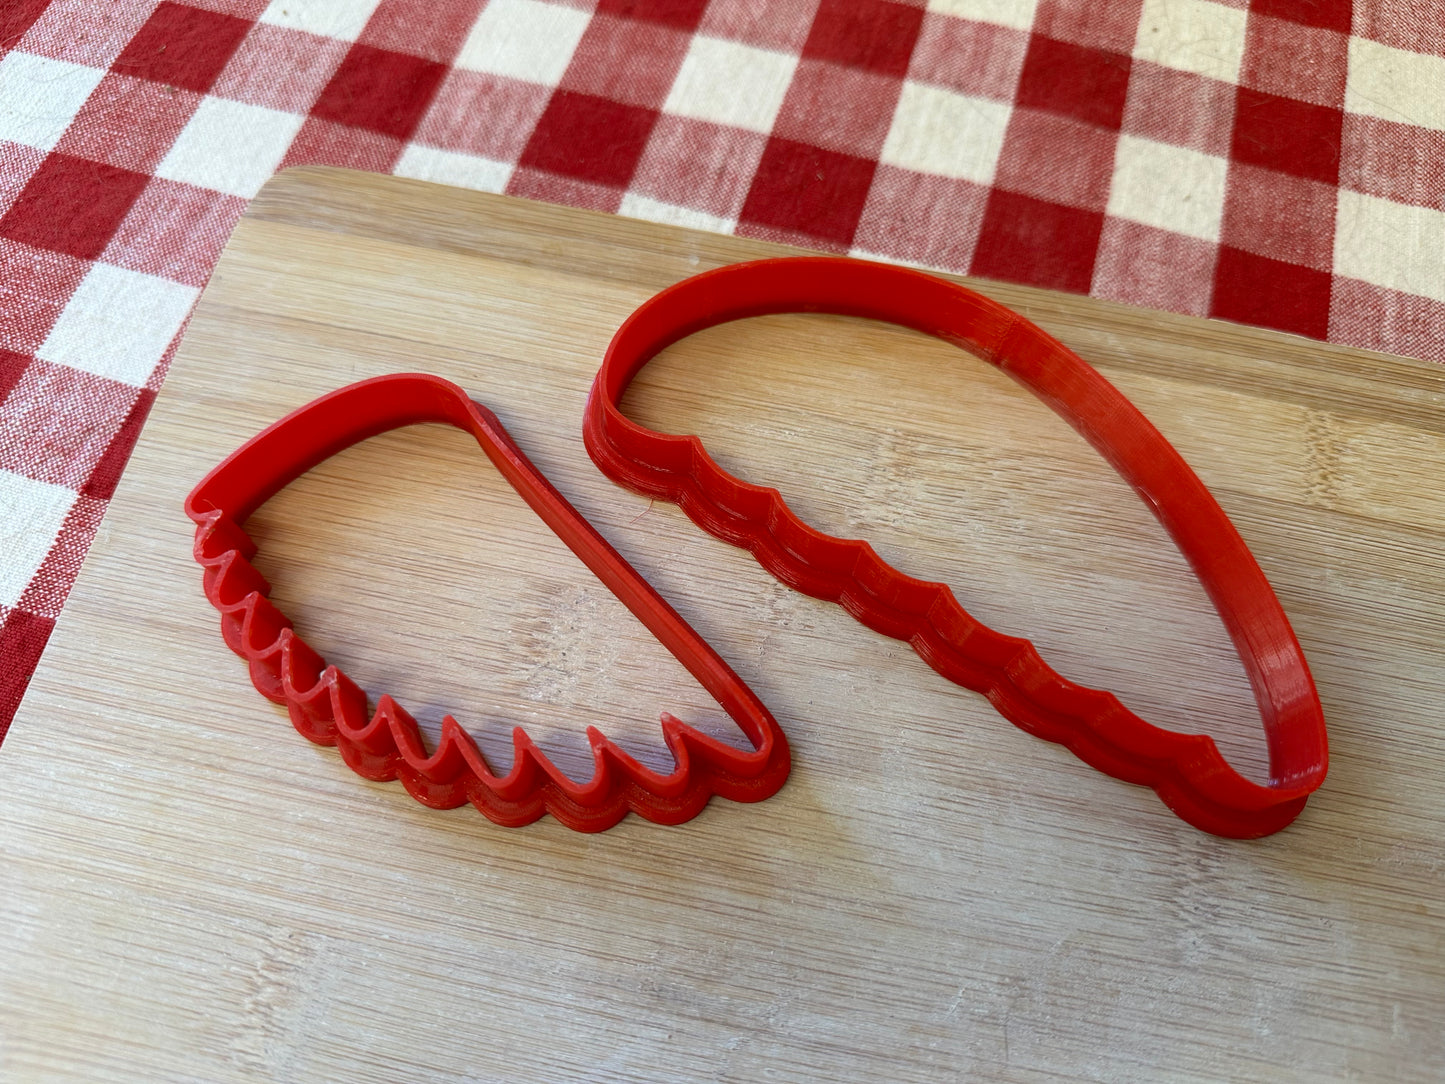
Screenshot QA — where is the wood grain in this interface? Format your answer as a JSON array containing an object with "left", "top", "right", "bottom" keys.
[{"left": 1, "top": 166, "right": 1442, "bottom": 1082}]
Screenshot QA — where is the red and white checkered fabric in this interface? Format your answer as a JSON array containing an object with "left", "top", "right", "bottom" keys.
[{"left": 0, "top": 0, "right": 1441, "bottom": 742}]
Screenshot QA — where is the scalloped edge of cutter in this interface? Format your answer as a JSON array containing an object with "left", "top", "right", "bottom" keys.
[
  {"left": 583, "top": 257, "right": 1328, "bottom": 839},
  {"left": 186, "top": 373, "right": 790, "bottom": 832}
]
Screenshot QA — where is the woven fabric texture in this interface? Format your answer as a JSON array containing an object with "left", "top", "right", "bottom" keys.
[{"left": 0, "top": 0, "right": 1442, "bottom": 741}]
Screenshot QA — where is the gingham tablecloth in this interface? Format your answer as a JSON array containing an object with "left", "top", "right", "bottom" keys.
[{"left": 0, "top": 0, "right": 1441, "bottom": 743}]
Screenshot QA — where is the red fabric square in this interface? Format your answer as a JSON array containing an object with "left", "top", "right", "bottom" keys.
[
  {"left": 1092, "top": 217, "right": 1217, "bottom": 316},
  {"left": 185, "top": 0, "right": 270, "bottom": 15},
  {"left": 1211, "top": 245, "right": 1332, "bottom": 339},
  {"left": 738, "top": 137, "right": 877, "bottom": 248},
  {"left": 561, "top": 14, "right": 692, "bottom": 109},
  {"left": 1230, "top": 86, "right": 1342, "bottom": 184},
  {"left": 1015, "top": 35, "right": 1131, "bottom": 131},
  {"left": 801, "top": 0, "right": 924, "bottom": 79},
  {"left": 211, "top": 23, "right": 350, "bottom": 113},
  {"left": 56, "top": 73, "right": 201, "bottom": 174},
  {"left": 1330, "top": 277, "right": 1445, "bottom": 364},
  {"left": 1249, "top": 0, "right": 1351, "bottom": 33},
  {"left": 83, "top": 388, "right": 156, "bottom": 500},
  {"left": 1, "top": 0, "right": 51, "bottom": 50},
  {"left": 0, "top": 607, "right": 53, "bottom": 743},
  {"left": 110, "top": 1, "right": 252, "bottom": 94},
  {"left": 970, "top": 189, "right": 1104, "bottom": 293},
  {"left": 16, "top": 0, "right": 158, "bottom": 69},
  {"left": 0, "top": 142, "right": 47, "bottom": 220},
  {"left": 1121, "top": 61, "right": 1235, "bottom": 156},
  {"left": 360, "top": 0, "right": 488, "bottom": 63},
  {"left": 0, "top": 350, "right": 29, "bottom": 403},
  {"left": 311, "top": 43, "right": 448, "bottom": 141},
  {"left": 852, "top": 165, "right": 990, "bottom": 271},
  {"left": 697, "top": 0, "right": 821, "bottom": 51},
  {"left": 507, "top": 166, "right": 625, "bottom": 213},
  {"left": 630, "top": 115, "right": 769, "bottom": 218},
  {"left": 0, "top": 359, "right": 139, "bottom": 489},
  {"left": 1035, "top": 0, "right": 1145, "bottom": 52},
  {"left": 993, "top": 108, "right": 1117, "bottom": 211},
  {"left": 102, "top": 177, "right": 247, "bottom": 289},
  {"left": 0, "top": 153, "right": 150, "bottom": 262},
  {"left": 1241, "top": 14, "right": 1348, "bottom": 108},
  {"left": 0, "top": 241, "right": 87, "bottom": 355},
  {"left": 413, "top": 70, "right": 552, "bottom": 162},
  {"left": 281, "top": 116, "right": 406, "bottom": 173},
  {"left": 1219, "top": 162, "right": 1336, "bottom": 270},
  {"left": 772, "top": 59, "right": 906, "bottom": 159},
  {"left": 596, "top": 0, "right": 709, "bottom": 31},
  {"left": 908, "top": 14, "right": 1029, "bottom": 102},
  {"left": 518, "top": 91, "right": 658, "bottom": 188},
  {"left": 1340, "top": 114, "right": 1445, "bottom": 209}
]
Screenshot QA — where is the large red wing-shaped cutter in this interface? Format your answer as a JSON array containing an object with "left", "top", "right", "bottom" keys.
[
  {"left": 583, "top": 257, "right": 1329, "bottom": 839},
  {"left": 186, "top": 373, "right": 790, "bottom": 831}
]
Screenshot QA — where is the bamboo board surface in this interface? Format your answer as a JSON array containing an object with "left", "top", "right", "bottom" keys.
[{"left": 2, "top": 166, "right": 1443, "bottom": 1081}]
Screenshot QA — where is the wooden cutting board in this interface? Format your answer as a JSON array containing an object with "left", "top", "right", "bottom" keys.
[{"left": 2, "top": 166, "right": 1442, "bottom": 1081}]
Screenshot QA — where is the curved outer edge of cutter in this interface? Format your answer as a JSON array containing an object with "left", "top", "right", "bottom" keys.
[
  {"left": 186, "top": 373, "right": 790, "bottom": 832},
  {"left": 582, "top": 256, "right": 1329, "bottom": 839}
]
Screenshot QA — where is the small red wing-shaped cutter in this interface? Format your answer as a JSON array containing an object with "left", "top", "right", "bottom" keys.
[
  {"left": 186, "top": 373, "right": 790, "bottom": 831},
  {"left": 583, "top": 257, "right": 1329, "bottom": 839}
]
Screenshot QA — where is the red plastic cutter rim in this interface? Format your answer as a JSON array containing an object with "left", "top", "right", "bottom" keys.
[
  {"left": 186, "top": 373, "right": 790, "bottom": 832},
  {"left": 583, "top": 256, "right": 1329, "bottom": 839}
]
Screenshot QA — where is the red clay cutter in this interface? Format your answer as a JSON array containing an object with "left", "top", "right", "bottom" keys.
[
  {"left": 583, "top": 256, "right": 1329, "bottom": 839},
  {"left": 186, "top": 373, "right": 790, "bottom": 831}
]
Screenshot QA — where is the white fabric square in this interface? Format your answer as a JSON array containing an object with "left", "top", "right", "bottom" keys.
[
  {"left": 618, "top": 193, "right": 735, "bottom": 234},
  {"left": 0, "top": 469, "right": 77, "bottom": 608},
  {"left": 156, "top": 97, "right": 304, "bottom": 198},
  {"left": 1345, "top": 37, "right": 1445, "bottom": 131},
  {"left": 37, "top": 263, "right": 198, "bottom": 388},
  {"left": 1335, "top": 190, "right": 1445, "bottom": 304},
  {"left": 395, "top": 144, "right": 512, "bottom": 193},
  {"left": 454, "top": 0, "right": 591, "bottom": 86},
  {"left": 258, "top": 0, "right": 384, "bottom": 41},
  {"left": 0, "top": 51, "right": 105, "bottom": 152},
  {"left": 1133, "top": 0, "right": 1248, "bottom": 84},
  {"left": 1107, "top": 134, "right": 1227, "bottom": 242},
  {"left": 925, "top": 0, "right": 1038, "bottom": 32},
  {"left": 663, "top": 36, "right": 797, "bottom": 134},
  {"left": 880, "top": 81, "right": 1011, "bottom": 185}
]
